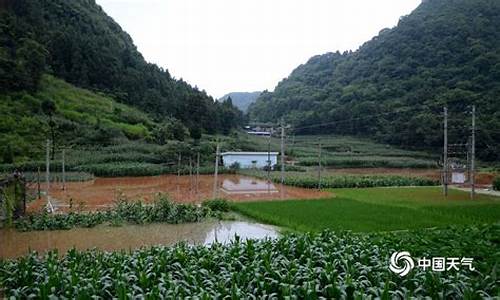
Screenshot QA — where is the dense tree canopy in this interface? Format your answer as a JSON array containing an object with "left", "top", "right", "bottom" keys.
[
  {"left": 0, "top": 0, "right": 243, "bottom": 135},
  {"left": 249, "top": 0, "right": 500, "bottom": 161}
]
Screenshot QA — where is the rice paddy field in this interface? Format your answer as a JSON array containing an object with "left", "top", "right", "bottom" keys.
[{"left": 232, "top": 187, "right": 500, "bottom": 232}]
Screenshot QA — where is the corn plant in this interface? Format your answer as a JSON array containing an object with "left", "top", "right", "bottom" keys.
[{"left": 0, "top": 224, "right": 498, "bottom": 298}]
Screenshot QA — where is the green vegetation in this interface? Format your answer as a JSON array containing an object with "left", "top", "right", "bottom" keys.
[
  {"left": 232, "top": 187, "right": 500, "bottom": 232},
  {"left": 246, "top": 134, "right": 438, "bottom": 169},
  {"left": 0, "top": 0, "right": 244, "bottom": 163},
  {"left": 0, "top": 75, "right": 157, "bottom": 162},
  {"left": 0, "top": 0, "right": 243, "bottom": 137},
  {"left": 0, "top": 176, "right": 25, "bottom": 226},
  {"left": 493, "top": 176, "right": 500, "bottom": 191},
  {"left": 242, "top": 170, "right": 438, "bottom": 189},
  {"left": 202, "top": 199, "right": 231, "bottom": 212},
  {"left": 14, "top": 197, "right": 229, "bottom": 231},
  {"left": 0, "top": 134, "right": 246, "bottom": 177},
  {"left": 249, "top": 0, "right": 500, "bottom": 162},
  {"left": 22, "top": 172, "right": 94, "bottom": 182},
  {"left": 1, "top": 224, "right": 498, "bottom": 298}
]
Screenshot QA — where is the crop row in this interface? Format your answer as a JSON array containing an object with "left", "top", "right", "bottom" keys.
[
  {"left": 243, "top": 170, "right": 439, "bottom": 188},
  {"left": 14, "top": 196, "right": 227, "bottom": 231},
  {"left": 1, "top": 223, "right": 498, "bottom": 298},
  {"left": 297, "top": 156, "right": 437, "bottom": 169},
  {"left": 22, "top": 172, "right": 94, "bottom": 182}
]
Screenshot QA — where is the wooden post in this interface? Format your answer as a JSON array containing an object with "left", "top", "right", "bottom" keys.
[
  {"left": 318, "top": 139, "right": 322, "bottom": 190},
  {"left": 213, "top": 142, "right": 220, "bottom": 199}
]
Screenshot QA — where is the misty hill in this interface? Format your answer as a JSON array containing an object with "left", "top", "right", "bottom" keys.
[
  {"left": 219, "top": 92, "right": 261, "bottom": 112},
  {"left": 249, "top": 0, "right": 500, "bottom": 161}
]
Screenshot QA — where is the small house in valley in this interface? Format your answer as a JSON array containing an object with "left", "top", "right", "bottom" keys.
[{"left": 221, "top": 152, "right": 278, "bottom": 169}]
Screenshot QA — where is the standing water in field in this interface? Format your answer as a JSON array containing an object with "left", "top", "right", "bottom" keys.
[
  {"left": 0, "top": 221, "right": 279, "bottom": 259},
  {"left": 28, "top": 174, "right": 330, "bottom": 211}
]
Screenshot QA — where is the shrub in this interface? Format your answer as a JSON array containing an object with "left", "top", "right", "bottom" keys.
[
  {"left": 14, "top": 195, "right": 214, "bottom": 231},
  {"left": 229, "top": 162, "right": 241, "bottom": 171},
  {"left": 202, "top": 199, "right": 230, "bottom": 212},
  {"left": 493, "top": 176, "right": 500, "bottom": 191}
]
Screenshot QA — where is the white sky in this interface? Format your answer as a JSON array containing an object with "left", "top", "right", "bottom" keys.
[{"left": 96, "top": 0, "right": 421, "bottom": 98}]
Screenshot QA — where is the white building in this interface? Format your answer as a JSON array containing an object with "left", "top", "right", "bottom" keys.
[{"left": 221, "top": 152, "right": 278, "bottom": 169}]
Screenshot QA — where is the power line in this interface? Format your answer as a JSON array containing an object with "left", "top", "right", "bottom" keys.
[{"left": 290, "top": 104, "right": 444, "bottom": 132}]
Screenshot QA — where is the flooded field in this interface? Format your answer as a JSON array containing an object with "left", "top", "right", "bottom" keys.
[
  {"left": 28, "top": 174, "right": 330, "bottom": 211},
  {"left": 0, "top": 221, "right": 279, "bottom": 259}
]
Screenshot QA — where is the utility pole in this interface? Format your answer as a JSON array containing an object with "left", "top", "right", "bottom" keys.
[
  {"left": 280, "top": 119, "right": 285, "bottom": 185},
  {"left": 177, "top": 153, "right": 181, "bottom": 196},
  {"left": 62, "top": 148, "right": 66, "bottom": 191},
  {"left": 45, "top": 139, "right": 52, "bottom": 212},
  {"left": 467, "top": 137, "right": 471, "bottom": 184},
  {"left": 471, "top": 105, "right": 476, "bottom": 200},
  {"left": 443, "top": 107, "right": 448, "bottom": 197},
  {"left": 189, "top": 156, "right": 193, "bottom": 192},
  {"left": 267, "top": 133, "right": 271, "bottom": 183},
  {"left": 196, "top": 152, "right": 200, "bottom": 197},
  {"left": 318, "top": 139, "right": 322, "bottom": 190},
  {"left": 213, "top": 142, "right": 220, "bottom": 199},
  {"left": 37, "top": 166, "right": 41, "bottom": 199}
]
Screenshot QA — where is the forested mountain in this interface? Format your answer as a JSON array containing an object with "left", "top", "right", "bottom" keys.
[
  {"left": 249, "top": 0, "right": 500, "bottom": 161},
  {"left": 219, "top": 92, "right": 261, "bottom": 112},
  {"left": 0, "top": 0, "right": 242, "bottom": 138}
]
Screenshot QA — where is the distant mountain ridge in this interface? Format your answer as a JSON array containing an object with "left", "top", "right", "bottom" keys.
[
  {"left": 249, "top": 0, "right": 500, "bottom": 161},
  {"left": 219, "top": 92, "right": 261, "bottom": 112}
]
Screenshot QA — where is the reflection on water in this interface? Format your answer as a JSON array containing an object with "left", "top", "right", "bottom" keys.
[
  {"left": 221, "top": 177, "right": 278, "bottom": 194},
  {"left": 0, "top": 221, "right": 279, "bottom": 259}
]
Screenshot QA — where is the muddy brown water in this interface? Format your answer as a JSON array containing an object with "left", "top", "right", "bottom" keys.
[
  {"left": 28, "top": 174, "right": 331, "bottom": 212},
  {"left": 0, "top": 221, "right": 279, "bottom": 259}
]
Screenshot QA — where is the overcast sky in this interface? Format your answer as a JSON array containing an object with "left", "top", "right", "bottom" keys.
[{"left": 96, "top": 0, "right": 421, "bottom": 98}]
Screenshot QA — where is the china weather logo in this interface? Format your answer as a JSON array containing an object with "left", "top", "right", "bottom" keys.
[{"left": 389, "top": 251, "right": 415, "bottom": 277}]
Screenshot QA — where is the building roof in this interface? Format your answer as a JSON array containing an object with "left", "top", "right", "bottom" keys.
[{"left": 221, "top": 152, "right": 279, "bottom": 156}]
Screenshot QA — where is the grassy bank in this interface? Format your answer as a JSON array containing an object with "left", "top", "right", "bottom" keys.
[{"left": 232, "top": 187, "right": 500, "bottom": 232}]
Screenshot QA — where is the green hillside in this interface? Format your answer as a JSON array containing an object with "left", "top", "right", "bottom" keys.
[
  {"left": 249, "top": 0, "right": 500, "bottom": 161},
  {"left": 0, "top": 0, "right": 243, "bottom": 138},
  {"left": 0, "top": 75, "right": 157, "bottom": 162}
]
